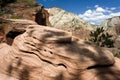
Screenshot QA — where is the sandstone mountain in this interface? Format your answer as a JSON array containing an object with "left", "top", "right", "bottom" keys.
[
  {"left": 100, "top": 16, "right": 120, "bottom": 40},
  {"left": 0, "top": 19, "right": 120, "bottom": 80},
  {"left": 100, "top": 16, "right": 120, "bottom": 31},
  {"left": 98, "top": 16, "right": 120, "bottom": 42},
  {"left": 0, "top": 1, "right": 120, "bottom": 80},
  {"left": 100, "top": 16, "right": 120, "bottom": 56},
  {"left": 47, "top": 7, "right": 95, "bottom": 31}
]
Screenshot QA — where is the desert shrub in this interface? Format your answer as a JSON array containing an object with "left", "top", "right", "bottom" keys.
[
  {"left": 0, "top": 0, "right": 16, "bottom": 7},
  {"left": 0, "top": 0, "right": 2, "bottom": 16},
  {"left": 0, "top": 7, "right": 3, "bottom": 16},
  {"left": 0, "top": 0, "right": 2, "bottom": 4},
  {"left": 11, "top": 15, "right": 21, "bottom": 19},
  {"left": 0, "top": 0, "right": 3, "bottom": 6},
  {"left": 18, "top": 0, "right": 39, "bottom": 7},
  {"left": 114, "top": 52, "right": 120, "bottom": 58},
  {"left": 89, "top": 27, "right": 114, "bottom": 48},
  {"left": 28, "top": 2, "right": 39, "bottom": 7}
]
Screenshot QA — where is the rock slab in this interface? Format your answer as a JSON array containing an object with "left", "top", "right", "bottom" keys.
[{"left": 0, "top": 21, "right": 119, "bottom": 80}]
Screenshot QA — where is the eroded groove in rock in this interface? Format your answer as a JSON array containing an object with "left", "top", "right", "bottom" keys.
[
  {"left": 87, "top": 64, "right": 113, "bottom": 70},
  {"left": 19, "top": 44, "right": 68, "bottom": 70},
  {"left": 19, "top": 50, "right": 59, "bottom": 68},
  {"left": 57, "top": 63, "right": 67, "bottom": 68}
]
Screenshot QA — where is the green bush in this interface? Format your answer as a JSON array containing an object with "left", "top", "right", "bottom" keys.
[
  {"left": 0, "top": 0, "right": 2, "bottom": 5},
  {"left": 11, "top": 15, "right": 21, "bottom": 19},
  {"left": 0, "top": 0, "right": 4, "bottom": 16},
  {"left": 114, "top": 52, "right": 120, "bottom": 57},
  {"left": 18, "top": 0, "right": 39, "bottom": 7},
  {"left": 27, "top": 2, "right": 39, "bottom": 7},
  {"left": 0, "top": 0, "right": 16, "bottom": 7},
  {"left": 0, "top": 8, "right": 3, "bottom": 16},
  {"left": 89, "top": 27, "right": 114, "bottom": 48}
]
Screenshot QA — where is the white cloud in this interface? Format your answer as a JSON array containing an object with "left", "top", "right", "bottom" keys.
[
  {"left": 110, "top": 7, "right": 116, "bottom": 10},
  {"left": 110, "top": 12, "right": 120, "bottom": 17},
  {"left": 95, "top": 5, "right": 99, "bottom": 8},
  {"left": 79, "top": 5, "right": 120, "bottom": 25},
  {"left": 96, "top": 7, "right": 105, "bottom": 12}
]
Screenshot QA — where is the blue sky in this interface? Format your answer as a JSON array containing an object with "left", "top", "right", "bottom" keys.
[{"left": 37, "top": 0, "right": 120, "bottom": 25}]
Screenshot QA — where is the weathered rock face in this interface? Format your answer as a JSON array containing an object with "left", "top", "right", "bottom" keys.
[
  {"left": 79, "top": 57, "right": 120, "bottom": 80},
  {"left": 100, "top": 16, "right": 120, "bottom": 52},
  {"left": 0, "top": 22, "right": 120, "bottom": 80},
  {"left": 1, "top": 1, "right": 51, "bottom": 26},
  {"left": 47, "top": 7, "right": 95, "bottom": 31},
  {"left": 100, "top": 16, "right": 120, "bottom": 30},
  {"left": 0, "top": 18, "right": 37, "bottom": 44}
]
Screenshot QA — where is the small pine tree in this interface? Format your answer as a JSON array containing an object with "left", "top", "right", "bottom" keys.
[{"left": 89, "top": 27, "right": 114, "bottom": 48}]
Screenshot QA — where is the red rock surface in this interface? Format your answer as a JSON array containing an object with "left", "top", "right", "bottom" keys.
[{"left": 0, "top": 20, "right": 119, "bottom": 80}]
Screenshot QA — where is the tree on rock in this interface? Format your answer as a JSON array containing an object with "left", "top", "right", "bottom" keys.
[
  {"left": 89, "top": 27, "right": 114, "bottom": 48},
  {"left": 35, "top": 6, "right": 51, "bottom": 26}
]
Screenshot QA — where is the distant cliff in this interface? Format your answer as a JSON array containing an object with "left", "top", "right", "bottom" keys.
[
  {"left": 47, "top": 7, "right": 95, "bottom": 32},
  {"left": 100, "top": 16, "right": 120, "bottom": 30}
]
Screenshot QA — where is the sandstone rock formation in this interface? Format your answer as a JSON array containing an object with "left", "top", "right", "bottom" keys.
[
  {"left": 0, "top": 20, "right": 120, "bottom": 80},
  {"left": 1, "top": 0, "right": 94, "bottom": 39},
  {"left": 79, "top": 57, "right": 120, "bottom": 80},
  {"left": 100, "top": 16, "right": 120, "bottom": 31},
  {"left": 47, "top": 7, "right": 95, "bottom": 31},
  {"left": 1, "top": 0, "right": 51, "bottom": 26},
  {"left": 0, "top": 18, "right": 37, "bottom": 44}
]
